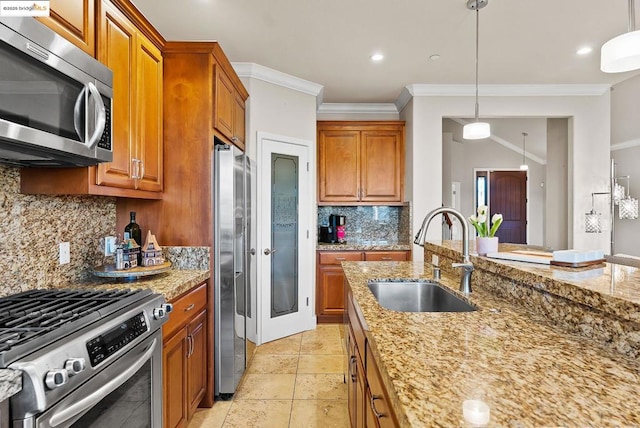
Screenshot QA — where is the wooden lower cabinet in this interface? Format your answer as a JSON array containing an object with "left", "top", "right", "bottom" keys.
[
  {"left": 347, "top": 291, "right": 399, "bottom": 428},
  {"left": 317, "top": 250, "right": 410, "bottom": 322},
  {"left": 162, "top": 283, "right": 209, "bottom": 428}
]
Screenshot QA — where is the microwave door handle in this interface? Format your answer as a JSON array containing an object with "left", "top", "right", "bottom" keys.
[
  {"left": 72, "top": 84, "right": 88, "bottom": 142},
  {"left": 85, "top": 82, "right": 106, "bottom": 149}
]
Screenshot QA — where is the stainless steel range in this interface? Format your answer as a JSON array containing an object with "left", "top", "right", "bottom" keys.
[{"left": 0, "top": 288, "right": 172, "bottom": 428}]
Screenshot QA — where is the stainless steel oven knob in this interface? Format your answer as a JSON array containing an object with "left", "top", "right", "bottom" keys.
[
  {"left": 153, "top": 303, "right": 173, "bottom": 320},
  {"left": 65, "top": 357, "right": 86, "bottom": 376},
  {"left": 45, "top": 369, "right": 69, "bottom": 389}
]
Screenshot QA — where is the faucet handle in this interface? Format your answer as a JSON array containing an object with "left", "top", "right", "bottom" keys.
[{"left": 452, "top": 262, "right": 474, "bottom": 272}]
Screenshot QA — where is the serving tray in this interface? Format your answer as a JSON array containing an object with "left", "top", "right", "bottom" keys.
[{"left": 92, "top": 261, "right": 172, "bottom": 279}]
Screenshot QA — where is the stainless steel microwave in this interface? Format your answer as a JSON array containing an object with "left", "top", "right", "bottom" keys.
[{"left": 0, "top": 17, "right": 113, "bottom": 167}]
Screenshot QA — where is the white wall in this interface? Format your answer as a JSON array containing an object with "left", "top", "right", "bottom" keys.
[
  {"left": 611, "top": 74, "right": 640, "bottom": 257},
  {"left": 403, "top": 87, "right": 611, "bottom": 254}
]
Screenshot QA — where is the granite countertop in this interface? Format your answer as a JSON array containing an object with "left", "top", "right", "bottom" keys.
[
  {"left": 342, "top": 258, "right": 640, "bottom": 426},
  {"left": 0, "top": 369, "right": 21, "bottom": 402},
  {"left": 74, "top": 268, "right": 210, "bottom": 301},
  {"left": 317, "top": 243, "right": 412, "bottom": 251}
]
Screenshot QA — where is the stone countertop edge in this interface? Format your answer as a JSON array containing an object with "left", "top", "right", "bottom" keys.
[
  {"left": 424, "top": 240, "right": 640, "bottom": 324},
  {"left": 0, "top": 369, "right": 22, "bottom": 402},
  {"left": 317, "top": 243, "right": 412, "bottom": 251},
  {"left": 342, "top": 259, "right": 640, "bottom": 427},
  {"left": 74, "top": 269, "right": 210, "bottom": 302}
]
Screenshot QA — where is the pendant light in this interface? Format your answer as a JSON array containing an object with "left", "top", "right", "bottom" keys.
[
  {"left": 519, "top": 132, "right": 529, "bottom": 171},
  {"left": 601, "top": 0, "right": 640, "bottom": 73},
  {"left": 463, "top": 0, "right": 491, "bottom": 140}
]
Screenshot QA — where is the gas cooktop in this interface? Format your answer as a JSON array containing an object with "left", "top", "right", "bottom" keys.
[{"left": 0, "top": 288, "right": 152, "bottom": 368}]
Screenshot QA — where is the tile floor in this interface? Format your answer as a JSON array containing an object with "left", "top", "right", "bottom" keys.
[{"left": 187, "top": 324, "right": 349, "bottom": 428}]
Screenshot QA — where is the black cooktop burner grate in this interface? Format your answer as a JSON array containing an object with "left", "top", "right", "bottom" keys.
[{"left": 0, "top": 288, "right": 152, "bottom": 366}]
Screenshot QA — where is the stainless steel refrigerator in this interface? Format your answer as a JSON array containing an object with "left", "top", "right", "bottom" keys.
[{"left": 213, "top": 141, "right": 251, "bottom": 397}]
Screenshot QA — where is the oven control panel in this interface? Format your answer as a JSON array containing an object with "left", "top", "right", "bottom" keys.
[{"left": 86, "top": 312, "right": 148, "bottom": 366}]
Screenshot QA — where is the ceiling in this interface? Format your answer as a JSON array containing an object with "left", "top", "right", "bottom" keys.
[{"left": 130, "top": 0, "right": 640, "bottom": 104}]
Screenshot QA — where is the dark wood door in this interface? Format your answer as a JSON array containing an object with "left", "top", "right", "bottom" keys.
[{"left": 489, "top": 170, "right": 527, "bottom": 244}]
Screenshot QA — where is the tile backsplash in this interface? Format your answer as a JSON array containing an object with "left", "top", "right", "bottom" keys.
[
  {"left": 317, "top": 205, "right": 411, "bottom": 245},
  {"left": 0, "top": 165, "right": 116, "bottom": 296}
]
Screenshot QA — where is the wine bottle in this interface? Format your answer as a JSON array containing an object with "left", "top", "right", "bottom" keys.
[{"left": 124, "top": 211, "right": 142, "bottom": 264}]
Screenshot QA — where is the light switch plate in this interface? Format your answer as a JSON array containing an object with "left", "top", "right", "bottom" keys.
[{"left": 59, "top": 242, "right": 70, "bottom": 265}]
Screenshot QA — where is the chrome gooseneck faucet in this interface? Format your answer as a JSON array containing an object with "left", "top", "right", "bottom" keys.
[{"left": 414, "top": 207, "right": 474, "bottom": 294}]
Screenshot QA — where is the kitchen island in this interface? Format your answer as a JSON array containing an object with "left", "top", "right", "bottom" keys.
[{"left": 342, "top": 240, "right": 640, "bottom": 427}]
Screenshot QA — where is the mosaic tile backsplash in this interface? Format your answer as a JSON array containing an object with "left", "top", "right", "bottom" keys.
[
  {"left": 317, "top": 205, "right": 411, "bottom": 245},
  {"left": 0, "top": 165, "right": 116, "bottom": 296}
]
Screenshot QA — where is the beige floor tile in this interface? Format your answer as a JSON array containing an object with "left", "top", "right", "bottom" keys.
[
  {"left": 234, "top": 373, "right": 296, "bottom": 400},
  {"left": 222, "top": 399, "right": 292, "bottom": 428},
  {"left": 297, "top": 354, "right": 345, "bottom": 374},
  {"left": 302, "top": 324, "right": 342, "bottom": 339},
  {"left": 300, "top": 335, "right": 344, "bottom": 355},
  {"left": 294, "top": 374, "right": 348, "bottom": 400},
  {"left": 255, "top": 333, "right": 302, "bottom": 355},
  {"left": 187, "top": 401, "right": 232, "bottom": 428},
  {"left": 289, "top": 399, "right": 349, "bottom": 428},
  {"left": 247, "top": 354, "right": 299, "bottom": 374}
]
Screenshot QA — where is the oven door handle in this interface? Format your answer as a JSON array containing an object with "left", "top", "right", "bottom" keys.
[{"left": 48, "top": 338, "right": 157, "bottom": 428}]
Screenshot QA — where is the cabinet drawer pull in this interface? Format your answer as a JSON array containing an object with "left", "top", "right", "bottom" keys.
[
  {"left": 381, "top": 257, "right": 392, "bottom": 260},
  {"left": 371, "top": 395, "right": 386, "bottom": 419},
  {"left": 350, "top": 356, "right": 357, "bottom": 382},
  {"left": 335, "top": 257, "right": 346, "bottom": 261},
  {"left": 184, "top": 303, "right": 195, "bottom": 312}
]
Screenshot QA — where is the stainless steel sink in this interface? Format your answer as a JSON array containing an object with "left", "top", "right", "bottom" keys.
[{"left": 367, "top": 279, "right": 477, "bottom": 312}]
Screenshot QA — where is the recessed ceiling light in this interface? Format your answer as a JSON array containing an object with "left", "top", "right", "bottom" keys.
[
  {"left": 577, "top": 46, "right": 593, "bottom": 56},
  {"left": 370, "top": 53, "right": 384, "bottom": 62},
  {"left": 429, "top": 54, "right": 441, "bottom": 60}
]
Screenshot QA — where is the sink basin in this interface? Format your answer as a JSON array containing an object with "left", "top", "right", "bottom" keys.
[{"left": 367, "top": 280, "right": 476, "bottom": 312}]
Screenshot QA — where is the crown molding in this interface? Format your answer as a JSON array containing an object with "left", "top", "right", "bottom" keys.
[
  {"left": 317, "top": 103, "right": 399, "bottom": 114},
  {"left": 405, "top": 84, "right": 611, "bottom": 97},
  {"left": 232, "top": 62, "right": 324, "bottom": 98},
  {"left": 611, "top": 138, "right": 640, "bottom": 151}
]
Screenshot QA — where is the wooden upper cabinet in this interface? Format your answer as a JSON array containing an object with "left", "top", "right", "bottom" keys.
[
  {"left": 213, "top": 62, "right": 247, "bottom": 151},
  {"left": 20, "top": 0, "right": 164, "bottom": 199},
  {"left": 317, "top": 121, "right": 405, "bottom": 205},
  {"left": 318, "top": 130, "right": 360, "bottom": 202},
  {"left": 97, "top": 0, "right": 163, "bottom": 192},
  {"left": 38, "top": 0, "right": 96, "bottom": 56}
]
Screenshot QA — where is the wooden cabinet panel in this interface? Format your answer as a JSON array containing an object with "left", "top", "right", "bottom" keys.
[
  {"left": 38, "top": 0, "right": 96, "bottom": 56},
  {"left": 360, "top": 130, "right": 403, "bottom": 202},
  {"left": 366, "top": 344, "right": 399, "bottom": 428},
  {"left": 318, "top": 130, "right": 360, "bottom": 202},
  {"left": 97, "top": 0, "right": 136, "bottom": 189},
  {"left": 317, "top": 251, "right": 363, "bottom": 323},
  {"left": 233, "top": 92, "right": 246, "bottom": 150},
  {"left": 187, "top": 310, "right": 207, "bottom": 419},
  {"left": 214, "top": 66, "right": 234, "bottom": 141},
  {"left": 163, "top": 327, "right": 188, "bottom": 428},
  {"left": 135, "top": 35, "right": 163, "bottom": 191},
  {"left": 363, "top": 251, "right": 410, "bottom": 262},
  {"left": 163, "top": 282, "right": 209, "bottom": 428},
  {"left": 318, "top": 122, "right": 405, "bottom": 205}
]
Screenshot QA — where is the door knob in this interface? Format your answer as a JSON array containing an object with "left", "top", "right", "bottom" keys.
[{"left": 264, "top": 248, "right": 278, "bottom": 255}]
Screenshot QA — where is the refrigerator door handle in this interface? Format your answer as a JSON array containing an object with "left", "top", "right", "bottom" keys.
[{"left": 263, "top": 248, "right": 278, "bottom": 255}]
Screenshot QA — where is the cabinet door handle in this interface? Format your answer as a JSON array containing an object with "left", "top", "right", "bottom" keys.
[
  {"left": 371, "top": 394, "right": 386, "bottom": 419},
  {"left": 381, "top": 257, "right": 392, "bottom": 261},
  {"left": 350, "top": 356, "right": 357, "bottom": 382},
  {"left": 139, "top": 160, "right": 145, "bottom": 180},
  {"left": 184, "top": 303, "right": 195, "bottom": 312},
  {"left": 187, "top": 335, "right": 194, "bottom": 358},
  {"left": 131, "top": 158, "right": 138, "bottom": 179}
]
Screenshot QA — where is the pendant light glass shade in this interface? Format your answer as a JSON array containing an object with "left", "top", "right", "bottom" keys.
[
  {"left": 585, "top": 210, "right": 602, "bottom": 233},
  {"left": 463, "top": 121, "right": 491, "bottom": 139},
  {"left": 519, "top": 132, "right": 528, "bottom": 170},
  {"left": 619, "top": 197, "right": 639, "bottom": 219},
  {"left": 464, "top": 0, "right": 490, "bottom": 140},
  {"left": 601, "top": 0, "right": 640, "bottom": 72}
]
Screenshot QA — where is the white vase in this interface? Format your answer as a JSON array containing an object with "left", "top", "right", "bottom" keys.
[{"left": 476, "top": 237, "right": 499, "bottom": 256}]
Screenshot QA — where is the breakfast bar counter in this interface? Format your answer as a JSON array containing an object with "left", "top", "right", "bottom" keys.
[{"left": 342, "top": 240, "right": 640, "bottom": 426}]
